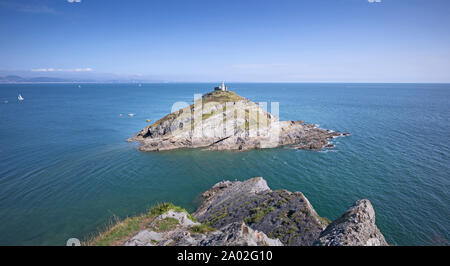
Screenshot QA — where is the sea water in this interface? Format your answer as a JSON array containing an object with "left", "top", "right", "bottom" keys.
[{"left": 0, "top": 83, "right": 448, "bottom": 245}]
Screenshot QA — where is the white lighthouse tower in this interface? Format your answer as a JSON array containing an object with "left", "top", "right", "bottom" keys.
[{"left": 221, "top": 81, "right": 227, "bottom": 91}]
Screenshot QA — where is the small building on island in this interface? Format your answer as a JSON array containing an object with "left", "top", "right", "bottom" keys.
[{"left": 214, "top": 81, "right": 227, "bottom": 91}]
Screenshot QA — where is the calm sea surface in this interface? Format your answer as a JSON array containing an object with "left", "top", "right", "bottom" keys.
[{"left": 0, "top": 83, "right": 448, "bottom": 245}]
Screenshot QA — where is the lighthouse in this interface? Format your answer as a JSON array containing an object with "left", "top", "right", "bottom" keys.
[
  {"left": 221, "top": 81, "right": 227, "bottom": 91},
  {"left": 215, "top": 81, "right": 227, "bottom": 91}
]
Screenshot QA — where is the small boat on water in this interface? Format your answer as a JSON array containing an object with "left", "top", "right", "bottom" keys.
[
  {"left": 18, "top": 94, "right": 24, "bottom": 101},
  {"left": 128, "top": 113, "right": 135, "bottom": 117}
]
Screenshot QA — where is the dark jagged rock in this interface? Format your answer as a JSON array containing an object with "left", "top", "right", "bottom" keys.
[
  {"left": 193, "top": 177, "right": 328, "bottom": 246},
  {"left": 313, "top": 199, "right": 388, "bottom": 246}
]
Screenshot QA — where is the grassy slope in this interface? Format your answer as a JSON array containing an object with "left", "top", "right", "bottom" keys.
[
  {"left": 85, "top": 203, "right": 197, "bottom": 246},
  {"left": 151, "top": 90, "right": 247, "bottom": 127}
]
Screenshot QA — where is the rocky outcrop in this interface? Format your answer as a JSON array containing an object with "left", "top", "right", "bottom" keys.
[
  {"left": 124, "top": 209, "right": 282, "bottom": 246},
  {"left": 313, "top": 199, "right": 388, "bottom": 246},
  {"left": 93, "top": 177, "right": 387, "bottom": 246},
  {"left": 193, "top": 177, "right": 328, "bottom": 246},
  {"left": 193, "top": 178, "right": 387, "bottom": 246},
  {"left": 130, "top": 90, "right": 348, "bottom": 151}
]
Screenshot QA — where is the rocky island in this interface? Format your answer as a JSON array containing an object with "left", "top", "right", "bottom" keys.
[
  {"left": 130, "top": 89, "right": 349, "bottom": 151},
  {"left": 88, "top": 177, "right": 387, "bottom": 246}
]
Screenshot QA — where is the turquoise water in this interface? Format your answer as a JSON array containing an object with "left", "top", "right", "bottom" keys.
[{"left": 0, "top": 83, "right": 448, "bottom": 246}]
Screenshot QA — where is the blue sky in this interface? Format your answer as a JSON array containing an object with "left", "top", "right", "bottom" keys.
[{"left": 0, "top": 0, "right": 449, "bottom": 82}]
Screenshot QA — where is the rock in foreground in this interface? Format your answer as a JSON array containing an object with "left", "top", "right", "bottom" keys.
[
  {"left": 131, "top": 90, "right": 348, "bottom": 151},
  {"left": 88, "top": 178, "right": 387, "bottom": 246},
  {"left": 193, "top": 177, "right": 387, "bottom": 246},
  {"left": 193, "top": 177, "right": 327, "bottom": 246},
  {"left": 314, "top": 199, "right": 388, "bottom": 246}
]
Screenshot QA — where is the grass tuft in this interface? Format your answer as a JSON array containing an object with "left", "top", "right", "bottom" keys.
[
  {"left": 190, "top": 224, "right": 217, "bottom": 234},
  {"left": 244, "top": 207, "right": 275, "bottom": 224}
]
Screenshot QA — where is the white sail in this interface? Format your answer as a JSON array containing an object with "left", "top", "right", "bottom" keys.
[{"left": 18, "top": 94, "right": 24, "bottom": 101}]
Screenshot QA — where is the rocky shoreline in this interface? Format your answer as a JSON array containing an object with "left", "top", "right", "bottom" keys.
[
  {"left": 88, "top": 177, "right": 387, "bottom": 246},
  {"left": 129, "top": 90, "right": 350, "bottom": 151}
]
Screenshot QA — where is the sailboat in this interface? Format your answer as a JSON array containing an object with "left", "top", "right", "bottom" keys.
[{"left": 18, "top": 94, "right": 24, "bottom": 101}]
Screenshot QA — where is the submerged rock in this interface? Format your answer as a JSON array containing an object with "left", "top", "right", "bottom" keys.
[
  {"left": 130, "top": 90, "right": 348, "bottom": 151},
  {"left": 313, "top": 199, "right": 388, "bottom": 246}
]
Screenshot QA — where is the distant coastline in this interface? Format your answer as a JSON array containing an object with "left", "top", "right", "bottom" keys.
[{"left": 0, "top": 75, "right": 165, "bottom": 84}]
